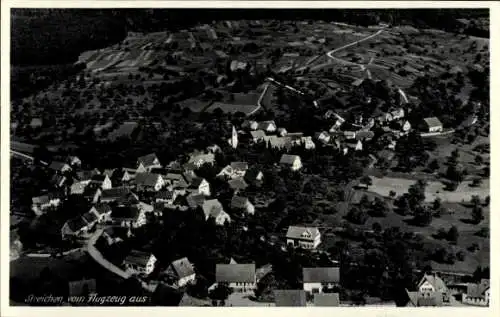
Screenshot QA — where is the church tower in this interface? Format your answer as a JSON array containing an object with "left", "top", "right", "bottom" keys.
[{"left": 228, "top": 125, "right": 238, "bottom": 149}]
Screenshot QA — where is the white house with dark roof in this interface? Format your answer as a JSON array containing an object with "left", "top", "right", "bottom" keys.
[
  {"left": 123, "top": 250, "right": 157, "bottom": 275},
  {"left": 137, "top": 153, "right": 162, "bottom": 171},
  {"left": 257, "top": 121, "right": 277, "bottom": 133},
  {"left": 231, "top": 195, "right": 255, "bottom": 215},
  {"left": 315, "top": 131, "right": 331, "bottom": 144},
  {"left": 31, "top": 193, "right": 62, "bottom": 216},
  {"left": 216, "top": 263, "right": 256, "bottom": 293},
  {"left": 187, "top": 177, "right": 211, "bottom": 196},
  {"left": 202, "top": 199, "right": 231, "bottom": 225},
  {"left": 286, "top": 226, "right": 321, "bottom": 249},
  {"left": 134, "top": 173, "right": 164, "bottom": 192},
  {"left": 186, "top": 152, "right": 215, "bottom": 169},
  {"left": 302, "top": 267, "right": 340, "bottom": 295},
  {"left": 89, "top": 174, "right": 112, "bottom": 190},
  {"left": 100, "top": 187, "right": 138, "bottom": 204},
  {"left": 66, "top": 156, "right": 82, "bottom": 168},
  {"left": 48, "top": 161, "right": 72, "bottom": 174},
  {"left": 217, "top": 162, "right": 248, "bottom": 179},
  {"left": 70, "top": 181, "right": 87, "bottom": 195},
  {"left": 163, "top": 257, "right": 196, "bottom": 287},
  {"left": 89, "top": 203, "right": 113, "bottom": 223},
  {"left": 421, "top": 117, "right": 443, "bottom": 133},
  {"left": 249, "top": 130, "right": 266, "bottom": 142},
  {"left": 242, "top": 120, "right": 259, "bottom": 131},
  {"left": 155, "top": 190, "right": 178, "bottom": 205},
  {"left": 417, "top": 273, "right": 449, "bottom": 303},
  {"left": 279, "top": 154, "right": 302, "bottom": 171},
  {"left": 462, "top": 279, "right": 490, "bottom": 306}
]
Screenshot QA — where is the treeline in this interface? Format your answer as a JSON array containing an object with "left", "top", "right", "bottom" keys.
[{"left": 11, "top": 8, "right": 488, "bottom": 66}]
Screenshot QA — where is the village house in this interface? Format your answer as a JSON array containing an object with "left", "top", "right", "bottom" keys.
[
  {"left": 343, "top": 131, "right": 357, "bottom": 140},
  {"left": 250, "top": 130, "right": 266, "bottom": 143},
  {"left": 277, "top": 127, "right": 288, "bottom": 137},
  {"left": 76, "top": 169, "right": 101, "bottom": 185},
  {"left": 134, "top": 173, "right": 165, "bottom": 192},
  {"left": 279, "top": 154, "right": 303, "bottom": 171},
  {"left": 66, "top": 156, "right": 82, "bottom": 168},
  {"left": 186, "top": 193, "right": 206, "bottom": 209},
  {"left": 100, "top": 187, "right": 138, "bottom": 204},
  {"left": 50, "top": 174, "right": 67, "bottom": 188},
  {"left": 48, "top": 161, "right": 72, "bottom": 174},
  {"left": 216, "top": 263, "right": 256, "bottom": 293},
  {"left": 186, "top": 152, "right": 215, "bottom": 169},
  {"left": 70, "top": 181, "right": 88, "bottom": 195},
  {"left": 111, "top": 204, "right": 151, "bottom": 228},
  {"left": 421, "top": 117, "right": 444, "bottom": 133},
  {"left": 155, "top": 190, "right": 178, "bottom": 205},
  {"left": 302, "top": 267, "right": 340, "bottom": 295},
  {"left": 390, "top": 108, "right": 405, "bottom": 120},
  {"left": 123, "top": 250, "right": 157, "bottom": 275},
  {"left": 345, "top": 139, "right": 363, "bottom": 151},
  {"left": 231, "top": 195, "right": 255, "bottom": 215},
  {"left": 84, "top": 187, "right": 102, "bottom": 204},
  {"left": 217, "top": 162, "right": 249, "bottom": 179},
  {"left": 103, "top": 169, "right": 116, "bottom": 178},
  {"left": 61, "top": 216, "right": 95, "bottom": 240},
  {"left": 202, "top": 199, "right": 231, "bottom": 225},
  {"left": 228, "top": 178, "right": 249, "bottom": 192},
  {"left": 163, "top": 257, "right": 196, "bottom": 287},
  {"left": 274, "top": 290, "right": 307, "bottom": 306},
  {"left": 314, "top": 293, "right": 340, "bottom": 306},
  {"left": 264, "top": 135, "right": 293, "bottom": 150},
  {"left": 30, "top": 117, "right": 43, "bottom": 129},
  {"left": 300, "top": 136, "right": 316, "bottom": 150},
  {"left": 242, "top": 120, "right": 259, "bottom": 131},
  {"left": 244, "top": 168, "right": 264, "bottom": 186},
  {"left": 286, "top": 226, "right": 321, "bottom": 249},
  {"left": 187, "top": 177, "right": 211, "bottom": 196},
  {"left": 82, "top": 211, "right": 99, "bottom": 228},
  {"left": 88, "top": 203, "right": 113, "bottom": 223},
  {"left": 405, "top": 289, "right": 444, "bottom": 307},
  {"left": 31, "top": 193, "right": 62, "bottom": 216},
  {"left": 377, "top": 112, "right": 393, "bottom": 124},
  {"left": 355, "top": 131, "right": 375, "bottom": 141},
  {"left": 462, "top": 279, "right": 490, "bottom": 306},
  {"left": 315, "top": 131, "right": 331, "bottom": 144},
  {"left": 417, "top": 273, "right": 449, "bottom": 303},
  {"left": 109, "top": 169, "right": 132, "bottom": 186},
  {"left": 163, "top": 172, "right": 190, "bottom": 190},
  {"left": 137, "top": 153, "right": 162, "bottom": 172},
  {"left": 101, "top": 226, "right": 132, "bottom": 245},
  {"left": 89, "top": 174, "right": 113, "bottom": 190}
]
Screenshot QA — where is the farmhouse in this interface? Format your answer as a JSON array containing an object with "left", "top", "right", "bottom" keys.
[
  {"left": 155, "top": 190, "right": 178, "bottom": 205},
  {"left": 187, "top": 177, "right": 211, "bottom": 196},
  {"left": 48, "top": 161, "right": 72, "bottom": 174},
  {"left": 421, "top": 117, "right": 443, "bottom": 133},
  {"left": 231, "top": 195, "right": 255, "bottom": 215},
  {"left": 123, "top": 250, "right": 157, "bottom": 275},
  {"left": 405, "top": 289, "right": 444, "bottom": 307},
  {"left": 163, "top": 257, "right": 196, "bottom": 287},
  {"left": 250, "top": 130, "right": 267, "bottom": 142},
  {"left": 417, "top": 273, "right": 449, "bottom": 303},
  {"left": 286, "top": 226, "right": 321, "bottom": 249},
  {"left": 88, "top": 203, "right": 113, "bottom": 223},
  {"left": 111, "top": 205, "right": 149, "bottom": 228},
  {"left": 217, "top": 162, "right": 249, "bottom": 179},
  {"left": 84, "top": 187, "right": 102, "bottom": 204},
  {"left": 242, "top": 120, "right": 259, "bottom": 131},
  {"left": 186, "top": 152, "right": 215, "bottom": 169},
  {"left": 257, "top": 120, "right": 277, "bottom": 133},
  {"left": 101, "top": 187, "right": 138, "bottom": 205},
  {"left": 216, "top": 263, "right": 256, "bottom": 293},
  {"left": 302, "top": 267, "right": 340, "bottom": 295},
  {"left": 315, "top": 131, "right": 331, "bottom": 144},
  {"left": 279, "top": 154, "right": 302, "bottom": 171},
  {"left": 89, "top": 174, "right": 113, "bottom": 190},
  {"left": 202, "top": 199, "right": 231, "bottom": 225},
  {"left": 61, "top": 216, "right": 95, "bottom": 240},
  {"left": 228, "top": 178, "right": 249, "bottom": 192},
  {"left": 244, "top": 168, "right": 264, "bottom": 185},
  {"left": 134, "top": 173, "right": 165, "bottom": 192},
  {"left": 462, "top": 279, "right": 490, "bottom": 306},
  {"left": 66, "top": 156, "right": 82, "bottom": 167},
  {"left": 51, "top": 174, "right": 67, "bottom": 188},
  {"left": 31, "top": 193, "right": 62, "bottom": 216},
  {"left": 137, "top": 153, "right": 162, "bottom": 171}
]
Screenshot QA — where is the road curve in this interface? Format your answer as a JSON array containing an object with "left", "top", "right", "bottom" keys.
[
  {"left": 326, "top": 29, "right": 384, "bottom": 64},
  {"left": 86, "top": 228, "right": 131, "bottom": 279}
]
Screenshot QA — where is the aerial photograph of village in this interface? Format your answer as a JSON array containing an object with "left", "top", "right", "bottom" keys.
[{"left": 8, "top": 8, "right": 490, "bottom": 307}]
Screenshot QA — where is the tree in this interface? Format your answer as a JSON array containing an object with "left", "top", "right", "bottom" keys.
[
  {"left": 446, "top": 226, "right": 459, "bottom": 244},
  {"left": 372, "top": 222, "right": 382, "bottom": 234},
  {"left": 474, "top": 155, "right": 483, "bottom": 165},
  {"left": 484, "top": 195, "right": 490, "bottom": 206},
  {"left": 389, "top": 190, "right": 397, "bottom": 198},
  {"left": 346, "top": 207, "right": 368, "bottom": 225},
  {"left": 470, "top": 195, "right": 481, "bottom": 206},
  {"left": 471, "top": 178, "right": 483, "bottom": 187},
  {"left": 369, "top": 197, "right": 388, "bottom": 217},
  {"left": 412, "top": 205, "right": 433, "bottom": 226},
  {"left": 428, "top": 159, "right": 440, "bottom": 172},
  {"left": 472, "top": 205, "right": 484, "bottom": 224},
  {"left": 360, "top": 175, "right": 373, "bottom": 187},
  {"left": 432, "top": 197, "right": 441, "bottom": 210}
]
